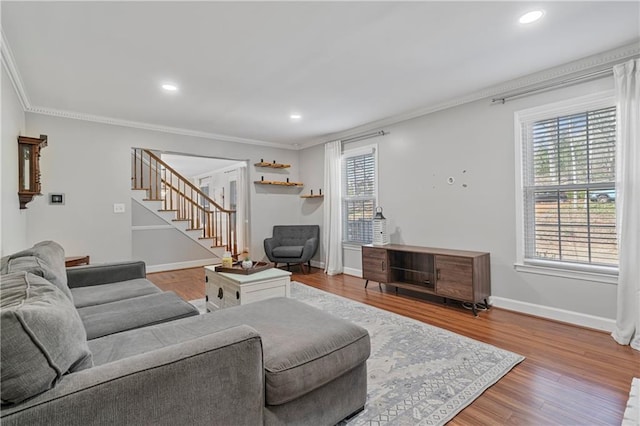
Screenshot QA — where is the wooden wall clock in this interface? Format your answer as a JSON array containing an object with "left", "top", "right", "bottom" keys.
[{"left": 18, "top": 134, "right": 47, "bottom": 209}]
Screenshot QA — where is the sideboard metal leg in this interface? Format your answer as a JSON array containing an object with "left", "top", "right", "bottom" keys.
[{"left": 364, "top": 280, "right": 369, "bottom": 288}]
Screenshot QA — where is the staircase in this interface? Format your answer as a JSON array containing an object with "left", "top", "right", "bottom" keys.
[{"left": 131, "top": 148, "right": 237, "bottom": 257}]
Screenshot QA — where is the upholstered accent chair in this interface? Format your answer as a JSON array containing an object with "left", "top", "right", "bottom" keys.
[{"left": 264, "top": 225, "right": 320, "bottom": 274}]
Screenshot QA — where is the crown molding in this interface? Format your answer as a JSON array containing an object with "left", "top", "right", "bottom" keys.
[
  {"left": 25, "top": 105, "right": 298, "bottom": 150},
  {"left": 297, "top": 40, "right": 640, "bottom": 150},
  {"left": 1, "top": 30, "right": 31, "bottom": 110}
]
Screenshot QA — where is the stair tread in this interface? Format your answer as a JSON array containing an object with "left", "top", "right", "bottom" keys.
[
  {"left": 172, "top": 219, "right": 190, "bottom": 222},
  {"left": 143, "top": 198, "right": 163, "bottom": 201},
  {"left": 186, "top": 228, "right": 204, "bottom": 231},
  {"left": 159, "top": 209, "right": 178, "bottom": 212}
]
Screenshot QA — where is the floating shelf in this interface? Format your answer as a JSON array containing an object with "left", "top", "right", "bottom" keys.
[
  {"left": 254, "top": 161, "right": 291, "bottom": 169},
  {"left": 254, "top": 180, "right": 303, "bottom": 187},
  {"left": 300, "top": 194, "right": 324, "bottom": 198}
]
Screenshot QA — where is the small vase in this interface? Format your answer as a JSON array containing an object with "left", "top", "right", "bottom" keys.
[{"left": 241, "top": 260, "right": 253, "bottom": 269}]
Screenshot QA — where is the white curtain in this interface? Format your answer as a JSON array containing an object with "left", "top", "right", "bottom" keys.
[
  {"left": 235, "top": 163, "right": 249, "bottom": 255},
  {"left": 611, "top": 59, "right": 640, "bottom": 351},
  {"left": 323, "top": 140, "right": 343, "bottom": 275}
]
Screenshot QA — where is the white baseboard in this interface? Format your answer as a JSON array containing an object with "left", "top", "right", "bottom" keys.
[
  {"left": 343, "top": 267, "right": 363, "bottom": 278},
  {"left": 310, "top": 259, "right": 325, "bottom": 270},
  {"left": 491, "top": 296, "right": 616, "bottom": 332},
  {"left": 146, "top": 259, "right": 219, "bottom": 273}
]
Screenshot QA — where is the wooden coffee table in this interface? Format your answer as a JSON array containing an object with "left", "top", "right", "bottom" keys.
[{"left": 204, "top": 266, "right": 291, "bottom": 312}]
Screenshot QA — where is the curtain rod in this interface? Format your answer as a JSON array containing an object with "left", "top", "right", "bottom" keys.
[
  {"left": 491, "top": 67, "right": 614, "bottom": 105},
  {"left": 342, "top": 130, "right": 387, "bottom": 144}
]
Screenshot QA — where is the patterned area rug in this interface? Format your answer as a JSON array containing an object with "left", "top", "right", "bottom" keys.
[
  {"left": 289, "top": 282, "right": 524, "bottom": 425},
  {"left": 190, "top": 282, "right": 524, "bottom": 425}
]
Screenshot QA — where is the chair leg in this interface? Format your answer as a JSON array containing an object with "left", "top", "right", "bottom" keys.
[
  {"left": 274, "top": 262, "right": 278, "bottom": 269},
  {"left": 300, "top": 263, "right": 307, "bottom": 274}
]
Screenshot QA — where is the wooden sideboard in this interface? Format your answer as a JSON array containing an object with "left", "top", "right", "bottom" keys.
[{"left": 362, "top": 244, "right": 491, "bottom": 315}]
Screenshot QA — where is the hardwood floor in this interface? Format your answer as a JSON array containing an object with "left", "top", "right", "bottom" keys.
[{"left": 148, "top": 266, "right": 639, "bottom": 425}]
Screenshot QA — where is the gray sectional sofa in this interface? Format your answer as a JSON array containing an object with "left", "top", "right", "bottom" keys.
[{"left": 1, "top": 241, "right": 370, "bottom": 425}]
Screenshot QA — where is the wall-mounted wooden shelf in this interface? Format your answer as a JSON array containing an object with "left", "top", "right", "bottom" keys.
[
  {"left": 254, "top": 180, "right": 303, "bottom": 187},
  {"left": 300, "top": 194, "right": 324, "bottom": 199},
  {"left": 254, "top": 161, "right": 290, "bottom": 169}
]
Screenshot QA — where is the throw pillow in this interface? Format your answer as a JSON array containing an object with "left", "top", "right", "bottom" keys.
[
  {"left": 5, "top": 241, "right": 70, "bottom": 300},
  {"left": 0, "top": 255, "right": 9, "bottom": 274},
  {"left": 0, "top": 271, "right": 93, "bottom": 405},
  {"left": 7, "top": 256, "right": 74, "bottom": 301}
]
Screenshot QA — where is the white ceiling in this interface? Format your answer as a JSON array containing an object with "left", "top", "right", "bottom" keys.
[{"left": 2, "top": 1, "right": 639, "bottom": 148}]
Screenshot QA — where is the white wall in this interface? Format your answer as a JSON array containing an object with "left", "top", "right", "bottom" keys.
[
  {"left": 131, "top": 200, "right": 214, "bottom": 268},
  {"left": 298, "top": 142, "right": 324, "bottom": 264},
  {"left": 299, "top": 77, "right": 619, "bottom": 324},
  {"left": 1, "top": 66, "right": 27, "bottom": 255},
  {"left": 22, "top": 113, "right": 301, "bottom": 263}
]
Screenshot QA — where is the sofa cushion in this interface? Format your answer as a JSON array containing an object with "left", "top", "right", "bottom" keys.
[
  {"left": 6, "top": 256, "right": 74, "bottom": 301},
  {"left": 0, "top": 272, "right": 93, "bottom": 405},
  {"left": 70, "top": 278, "right": 161, "bottom": 308},
  {"left": 77, "top": 292, "right": 200, "bottom": 339},
  {"left": 4, "top": 241, "right": 70, "bottom": 301},
  {"left": 272, "top": 246, "right": 304, "bottom": 258},
  {"left": 239, "top": 298, "right": 370, "bottom": 406}
]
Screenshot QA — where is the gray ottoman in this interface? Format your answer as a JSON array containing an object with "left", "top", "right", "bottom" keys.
[{"left": 214, "top": 298, "right": 371, "bottom": 426}]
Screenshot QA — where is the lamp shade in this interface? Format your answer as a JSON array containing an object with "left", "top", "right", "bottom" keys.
[{"left": 372, "top": 207, "right": 389, "bottom": 245}]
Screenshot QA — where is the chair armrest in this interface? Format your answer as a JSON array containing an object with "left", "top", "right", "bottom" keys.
[
  {"left": 300, "top": 237, "right": 319, "bottom": 262},
  {"left": 0, "top": 325, "right": 265, "bottom": 426},
  {"left": 263, "top": 237, "right": 281, "bottom": 259},
  {"left": 66, "top": 261, "right": 146, "bottom": 288}
]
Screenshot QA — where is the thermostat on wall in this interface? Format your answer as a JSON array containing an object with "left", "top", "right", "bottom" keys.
[{"left": 49, "top": 193, "right": 65, "bottom": 205}]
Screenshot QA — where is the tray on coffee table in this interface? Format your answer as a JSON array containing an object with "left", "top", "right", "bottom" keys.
[{"left": 214, "top": 261, "right": 272, "bottom": 275}]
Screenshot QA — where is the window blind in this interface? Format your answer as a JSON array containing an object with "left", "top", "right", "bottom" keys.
[
  {"left": 342, "top": 150, "right": 376, "bottom": 244},
  {"left": 523, "top": 106, "right": 617, "bottom": 266}
]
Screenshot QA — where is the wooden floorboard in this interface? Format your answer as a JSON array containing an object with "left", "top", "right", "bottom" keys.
[{"left": 147, "top": 266, "right": 639, "bottom": 425}]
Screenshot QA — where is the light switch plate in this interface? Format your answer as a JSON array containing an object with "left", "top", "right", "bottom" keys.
[{"left": 113, "top": 203, "right": 125, "bottom": 213}]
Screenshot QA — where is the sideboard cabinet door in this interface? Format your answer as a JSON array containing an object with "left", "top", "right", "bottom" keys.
[
  {"left": 435, "top": 256, "right": 474, "bottom": 302},
  {"left": 362, "top": 246, "right": 389, "bottom": 283}
]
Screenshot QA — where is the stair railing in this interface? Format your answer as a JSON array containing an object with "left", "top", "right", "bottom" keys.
[{"left": 131, "top": 148, "right": 237, "bottom": 254}]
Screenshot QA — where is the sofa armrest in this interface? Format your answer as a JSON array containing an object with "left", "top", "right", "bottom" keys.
[
  {"left": 0, "top": 325, "right": 265, "bottom": 426},
  {"left": 66, "top": 261, "right": 146, "bottom": 288}
]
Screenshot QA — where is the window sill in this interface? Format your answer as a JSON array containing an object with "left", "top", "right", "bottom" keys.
[
  {"left": 514, "top": 262, "right": 618, "bottom": 284},
  {"left": 342, "top": 243, "right": 365, "bottom": 251}
]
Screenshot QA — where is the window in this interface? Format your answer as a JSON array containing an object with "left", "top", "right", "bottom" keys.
[
  {"left": 516, "top": 93, "right": 618, "bottom": 277},
  {"left": 342, "top": 146, "right": 377, "bottom": 244}
]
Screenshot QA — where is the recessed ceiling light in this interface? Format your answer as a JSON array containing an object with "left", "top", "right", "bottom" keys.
[
  {"left": 519, "top": 10, "right": 545, "bottom": 24},
  {"left": 162, "top": 83, "right": 178, "bottom": 91},
  {"left": 290, "top": 114, "right": 302, "bottom": 120}
]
